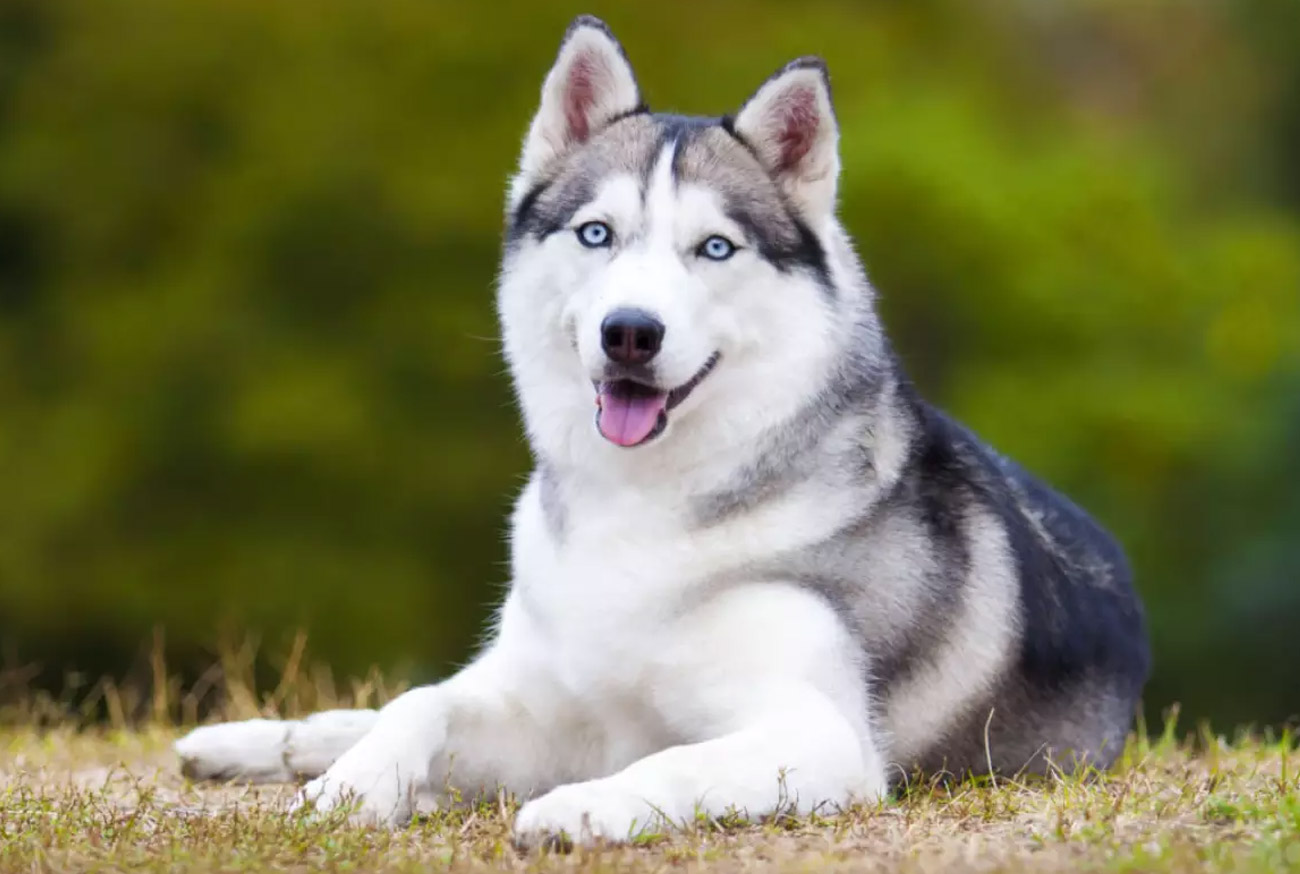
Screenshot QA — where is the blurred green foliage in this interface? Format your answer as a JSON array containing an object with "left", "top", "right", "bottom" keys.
[{"left": 1, "top": 0, "right": 1298, "bottom": 729}]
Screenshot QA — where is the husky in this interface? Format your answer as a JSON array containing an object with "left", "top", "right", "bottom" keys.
[{"left": 174, "top": 16, "right": 1150, "bottom": 846}]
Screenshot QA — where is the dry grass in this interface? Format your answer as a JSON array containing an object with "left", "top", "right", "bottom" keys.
[
  {"left": 1, "top": 642, "right": 1297, "bottom": 872},
  {"left": 4, "top": 727, "right": 1298, "bottom": 872}
]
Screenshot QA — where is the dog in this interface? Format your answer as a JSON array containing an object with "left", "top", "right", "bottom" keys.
[{"left": 174, "top": 15, "right": 1150, "bottom": 847}]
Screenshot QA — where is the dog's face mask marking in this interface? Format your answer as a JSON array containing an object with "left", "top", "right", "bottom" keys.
[{"left": 500, "top": 17, "right": 847, "bottom": 462}]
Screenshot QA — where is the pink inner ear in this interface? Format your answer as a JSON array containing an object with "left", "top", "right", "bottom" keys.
[
  {"left": 563, "top": 54, "right": 598, "bottom": 144},
  {"left": 775, "top": 86, "right": 819, "bottom": 171}
]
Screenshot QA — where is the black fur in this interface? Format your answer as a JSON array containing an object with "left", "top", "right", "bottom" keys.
[
  {"left": 506, "top": 174, "right": 596, "bottom": 247},
  {"left": 715, "top": 363, "right": 1149, "bottom": 777},
  {"left": 725, "top": 205, "right": 832, "bottom": 287},
  {"left": 892, "top": 395, "right": 1151, "bottom": 776}
]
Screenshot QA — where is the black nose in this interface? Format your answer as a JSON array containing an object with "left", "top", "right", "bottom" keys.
[{"left": 601, "top": 308, "right": 664, "bottom": 365}]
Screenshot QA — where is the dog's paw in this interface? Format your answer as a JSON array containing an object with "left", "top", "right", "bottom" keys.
[
  {"left": 174, "top": 719, "right": 296, "bottom": 783},
  {"left": 513, "top": 780, "right": 664, "bottom": 848},
  {"left": 290, "top": 749, "right": 418, "bottom": 827}
]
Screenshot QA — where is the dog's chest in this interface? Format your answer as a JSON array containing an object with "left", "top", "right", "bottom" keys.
[
  {"left": 509, "top": 471, "right": 861, "bottom": 674},
  {"left": 502, "top": 470, "right": 874, "bottom": 770}
]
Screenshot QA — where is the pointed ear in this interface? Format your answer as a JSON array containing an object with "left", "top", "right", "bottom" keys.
[
  {"left": 732, "top": 58, "right": 839, "bottom": 218},
  {"left": 517, "top": 16, "right": 643, "bottom": 182}
]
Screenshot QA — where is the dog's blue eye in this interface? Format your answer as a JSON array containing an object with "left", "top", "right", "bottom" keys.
[
  {"left": 698, "top": 235, "right": 736, "bottom": 261},
  {"left": 577, "top": 221, "right": 612, "bottom": 248}
]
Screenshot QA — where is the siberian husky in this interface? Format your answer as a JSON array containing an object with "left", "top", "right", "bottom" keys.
[{"left": 175, "top": 15, "right": 1150, "bottom": 846}]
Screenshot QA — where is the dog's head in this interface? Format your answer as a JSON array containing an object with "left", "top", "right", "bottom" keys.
[{"left": 499, "top": 16, "right": 871, "bottom": 475}]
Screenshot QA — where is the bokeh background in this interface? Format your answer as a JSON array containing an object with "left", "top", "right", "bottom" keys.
[{"left": 1, "top": 0, "right": 1298, "bottom": 731}]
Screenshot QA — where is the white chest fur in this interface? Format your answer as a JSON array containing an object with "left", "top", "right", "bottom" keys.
[
  {"left": 494, "top": 471, "right": 871, "bottom": 768},
  {"left": 505, "top": 468, "right": 859, "bottom": 639}
]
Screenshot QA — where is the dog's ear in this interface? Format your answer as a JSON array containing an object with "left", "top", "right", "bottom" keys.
[
  {"left": 517, "top": 16, "right": 642, "bottom": 183},
  {"left": 733, "top": 59, "right": 839, "bottom": 219}
]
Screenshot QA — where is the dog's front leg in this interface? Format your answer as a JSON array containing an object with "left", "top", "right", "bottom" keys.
[
  {"left": 513, "top": 583, "right": 889, "bottom": 846},
  {"left": 513, "top": 691, "right": 886, "bottom": 846},
  {"left": 294, "top": 646, "right": 556, "bottom": 826}
]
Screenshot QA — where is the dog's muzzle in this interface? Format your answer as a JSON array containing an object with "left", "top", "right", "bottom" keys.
[{"left": 594, "top": 352, "right": 720, "bottom": 447}]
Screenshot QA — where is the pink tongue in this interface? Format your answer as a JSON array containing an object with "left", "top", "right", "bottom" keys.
[{"left": 597, "top": 385, "right": 668, "bottom": 447}]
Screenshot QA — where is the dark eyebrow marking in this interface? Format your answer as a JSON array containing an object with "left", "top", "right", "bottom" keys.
[
  {"left": 679, "top": 123, "right": 832, "bottom": 294},
  {"left": 723, "top": 202, "right": 832, "bottom": 294},
  {"left": 507, "top": 174, "right": 599, "bottom": 247},
  {"left": 507, "top": 179, "right": 551, "bottom": 242},
  {"left": 506, "top": 111, "right": 657, "bottom": 247}
]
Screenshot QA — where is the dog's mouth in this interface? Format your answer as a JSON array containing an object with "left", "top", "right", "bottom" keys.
[{"left": 594, "top": 352, "right": 720, "bottom": 448}]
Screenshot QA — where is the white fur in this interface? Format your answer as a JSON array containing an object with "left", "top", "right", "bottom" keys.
[
  {"left": 176, "top": 27, "right": 896, "bottom": 848},
  {"left": 500, "top": 141, "right": 843, "bottom": 492},
  {"left": 175, "top": 709, "right": 379, "bottom": 782},
  {"left": 284, "top": 407, "right": 890, "bottom": 838}
]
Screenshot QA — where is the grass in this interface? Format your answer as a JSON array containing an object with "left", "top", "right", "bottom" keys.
[
  {"left": 1, "top": 643, "right": 1298, "bottom": 872},
  {"left": 4, "top": 726, "right": 1298, "bottom": 871}
]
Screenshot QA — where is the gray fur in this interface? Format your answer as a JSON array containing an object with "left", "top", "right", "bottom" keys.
[
  {"left": 537, "top": 463, "right": 566, "bottom": 544},
  {"left": 511, "top": 115, "right": 833, "bottom": 286},
  {"left": 691, "top": 343, "right": 888, "bottom": 528},
  {"left": 509, "top": 115, "right": 660, "bottom": 245},
  {"left": 512, "top": 58, "right": 1149, "bottom": 782}
]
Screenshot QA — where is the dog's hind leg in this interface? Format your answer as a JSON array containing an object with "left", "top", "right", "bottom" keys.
[{"left": 174, "top": 709, "right": 379, "bottom": 783}]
